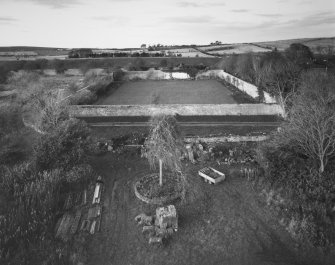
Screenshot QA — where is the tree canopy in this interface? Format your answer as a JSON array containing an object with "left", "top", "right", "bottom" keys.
[
  {"left": 274, "top": 70, "right": 335, "bottom": 173},
  {"left": 145, "top": 115, "right": 182, "bottom": 174}
]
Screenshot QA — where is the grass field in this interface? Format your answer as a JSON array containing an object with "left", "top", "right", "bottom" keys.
[
  {"left": 198, "top": 44, "right": 272, "bottom": 54},
  {"left": 254, "top": 37, "right": 335, "bottom": 52},
  {"left": 95, "top": 80, "right": 236, "bottom": 105}
]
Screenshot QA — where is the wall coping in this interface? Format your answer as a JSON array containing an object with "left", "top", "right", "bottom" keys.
[{"left": 70, "top": 104, "right": 284, "bottom": 117}]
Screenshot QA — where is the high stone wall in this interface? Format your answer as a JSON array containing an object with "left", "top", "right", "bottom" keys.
[
  {"left": 196, "top": 70, "right": 277, "bottom": 104},
  {"left": 122, "top": 69, "right": 190, "bottom": 81},
  {"left": 70, "top": 104, "right": 284, "bottom": 117}
]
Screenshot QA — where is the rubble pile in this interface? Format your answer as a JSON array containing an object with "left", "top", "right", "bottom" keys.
[
  {"left": 180, "top": 140, "right": 257, "bottom": 165},
  {"left": 96, "top": 133, "right": 146, "bottom": 153},
  {"left": 135, "top": 205, "right": 178, "bottom": 246}
]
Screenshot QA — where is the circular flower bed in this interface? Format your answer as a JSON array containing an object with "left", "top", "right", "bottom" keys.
[{"left": 134, "top": 173, "right": 183, "bottom": 204}]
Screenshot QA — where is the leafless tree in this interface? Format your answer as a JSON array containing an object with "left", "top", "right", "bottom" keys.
[
  {"left": 145, "top": 115, "right": 182, "bottom": 186},
  {"left": 251, "top": 56, "right": 265, "bottom": 87},
  {"left": 38, "top": 92, "right": 68, "bottom": 131},
  {"left": 277, "top": 70, "right": 335, "bottom": 173},
  {"left": 8, "top": 71, "right": 68, "bottom": 132},
  {"left": 261, "top": 60, "right": 301, "bottom": 117}
]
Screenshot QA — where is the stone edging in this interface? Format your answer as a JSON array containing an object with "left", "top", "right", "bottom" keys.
[{"left": 133, "top": 174, "right": 181, "bottom": 205}]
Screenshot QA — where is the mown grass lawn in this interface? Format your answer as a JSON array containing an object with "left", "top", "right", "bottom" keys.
[{"left": 95, "top": 80, "right": 237, "bottom": 105}]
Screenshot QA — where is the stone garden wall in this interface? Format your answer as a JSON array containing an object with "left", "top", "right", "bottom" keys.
[
  {"left": 196, "top": 70, "right": 277, "bottom": 104},
  {"left": 70, "top": 104, "right": 284, "bottom": 117},
  {"left": 123, "top": 69, "right": 190, "bottom": 81}
]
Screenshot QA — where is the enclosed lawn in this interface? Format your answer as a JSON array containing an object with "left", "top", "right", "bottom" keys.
[{"left": 95, "top": 80, "right": 237, "bottom": 105}]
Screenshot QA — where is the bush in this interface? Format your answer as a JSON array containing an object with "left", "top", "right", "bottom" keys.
[
  {"left": 6, "top": 70, "right": 40, "bottom": 90},
  {"left": 70, "top": 90, "right": 97, "bottom": 105},
  {"left": 160, "top": 59, "right": 168, "bottom": 68},
  {"left": 184, "top": 66, "right": 198, "bottom": 79},
  {"left": 65, "top": 164, "right": 94, "bottom": 185},
  {"left": 0, "top": 105, "right": 23, "bottom": 139},
  {"left": 34, "top": 118, "right": 92, "bottom": 171},
  {"left": 113, "top": 68, "right": 124, "bottom": 81},
  {"left": 256, "top": 141, "right": 335, "bottom": 249},
  {"left": 54, "top": 59, "right": 67, "bottom": 74},
  {"left": 84, "top": 73, "right": 113, "bottom": 96}
]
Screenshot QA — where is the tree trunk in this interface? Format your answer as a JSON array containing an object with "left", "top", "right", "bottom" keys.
[
  {"left": 159, "top": 159, "right": 163, "bottom": 186},
  {"left": 319, "top": 159, "right": 324, "bottom": 173}
]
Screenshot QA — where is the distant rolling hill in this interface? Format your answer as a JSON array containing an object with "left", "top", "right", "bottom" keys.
[
  {"left": 253, "top": 37, "right": 335, "bottom": 53},
  {"left": 0, "top": 37, "right": 334, "bottom": 58},
  {"left": 198, "top": 37, "right": 335, "bottom": 55}
]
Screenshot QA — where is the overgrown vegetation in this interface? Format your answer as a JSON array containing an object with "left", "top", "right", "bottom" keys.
[
  {"left": 218, "top": 43, "right": 324, "bottom": 115},
  {"left": 7, "top": 71, "right": 69, "bottom": 132},
  {"left": 0, "top": 73, "right": 95, "bottom": 264},
  {"left": 255, "top": 69, "right": 335, "bottom": 250},
  {"left": 0, "top": 117, "right": 94, "bottom": 264}
]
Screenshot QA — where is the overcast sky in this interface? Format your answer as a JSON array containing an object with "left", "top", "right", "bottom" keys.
[{"left": 0, "top": 0, "right": 334, "bottom": 48}]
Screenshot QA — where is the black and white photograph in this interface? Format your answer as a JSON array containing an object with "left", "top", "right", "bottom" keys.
[{"left": 0, "top": 0, "right": 334, "bottom": 264}]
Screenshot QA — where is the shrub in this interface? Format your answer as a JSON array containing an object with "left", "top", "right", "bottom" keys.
[
  {"left": 70, "top": 89, "right": 97, "bottom": 105},
  {"left": 84, "top": 72, "right": 113, "bottom": 96},
  {"left": 54, "top": 59, "right": 67, "bottom": 74},
  {"left": 68, "top": 81, "right": 79, "bottom": 93},
  {"left": 7, "top": 70, "right": 40, "bottom": 90},
  {"left": 65, "top": 164, "right": 94, "bottom": 185},
  {"left": 160, "top": 59, "right": 168, "bottom": 68},
  {"left": 113, "top": 68, "right": 124, "bottom": 81},
  {"left": 256, "top": 140, "right": 335, "bottom": 249},
  {"left": 184, "top": 66, "right": 198, "bottom": 79},
  {"left": 0, "top": 105, "right": 23, "bottom": 139},
  {"left": 34, "top": 118, "right": 92, "bottom": 171}
]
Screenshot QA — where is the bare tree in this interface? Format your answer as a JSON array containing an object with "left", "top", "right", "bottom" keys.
[
  {"left": 9, "top": 72, "right": 68, "bottom": 132},
  {"left": 261, "top": 60, "right": 301, "bottom": 117},
  {"left": 235, "top": 53, "right": 255, "bottom": 83},
  {"left": 251, "top": 55, "right": 265, "bottom": 87},
  {"left": 38, "top": 92, "right": 68, "bottom": 131},
  {"left": 145, "top": 115, "right": 182, "bottom": 186},
  {"left": 277, "top": 70, "right": 335, "bottom": 173}
]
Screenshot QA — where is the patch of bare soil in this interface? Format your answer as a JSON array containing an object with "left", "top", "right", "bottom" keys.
[{"left": 86, "top": 152, "right": 312, "bottom": 265}]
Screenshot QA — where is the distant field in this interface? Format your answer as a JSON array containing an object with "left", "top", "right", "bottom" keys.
[
  {"left": 164, "top": 48, "right": 215, "bottom": 57},
  {"left": 198, "top": 44, "right": 271, "bottom": 54},
  {"left": 254, "top": 37, "right": 335, "bottom": 53},
  {"left": 95, "top": 80, "right": 236, "bottom": 105}
]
